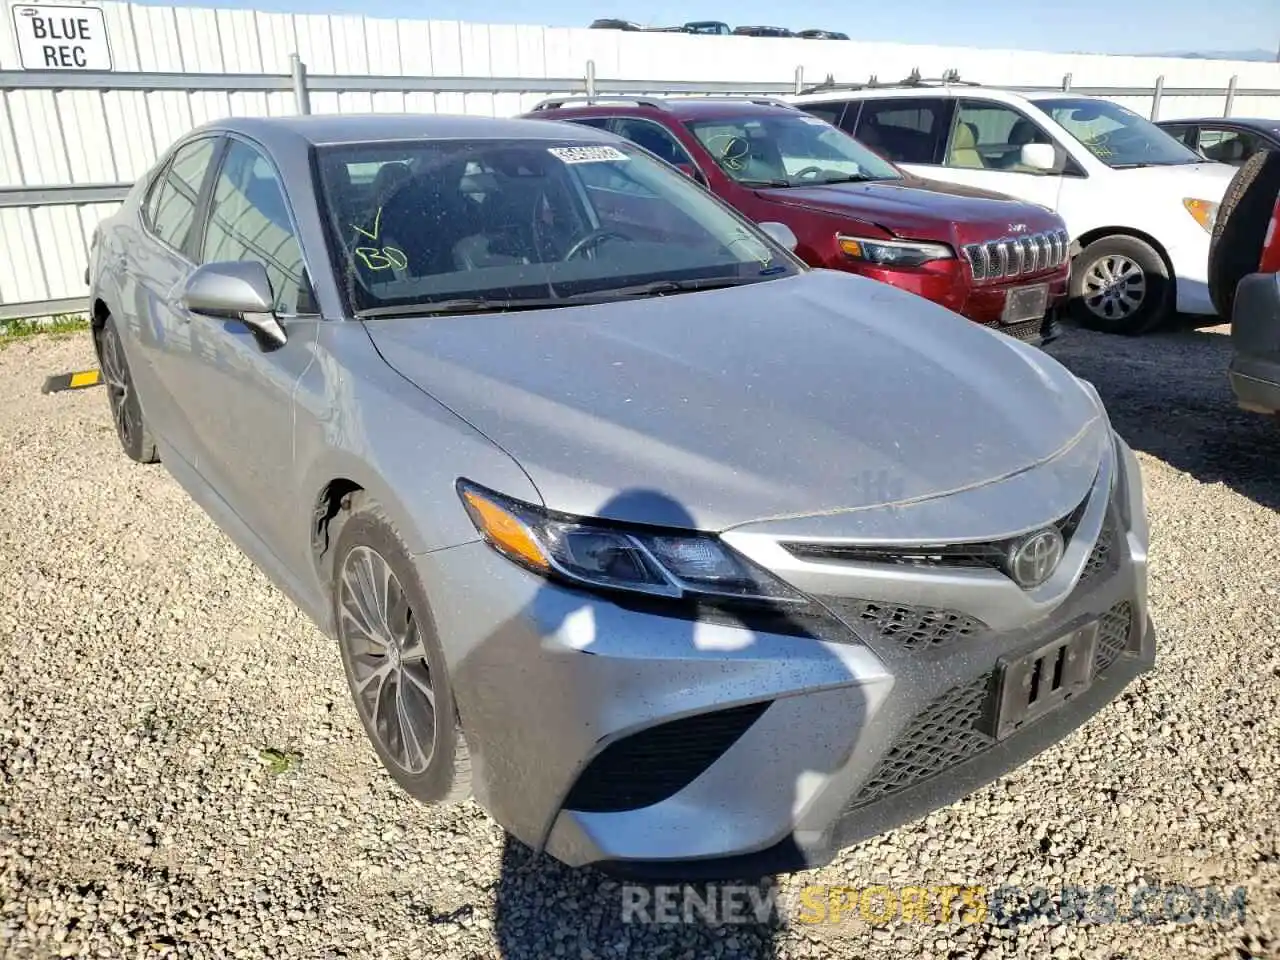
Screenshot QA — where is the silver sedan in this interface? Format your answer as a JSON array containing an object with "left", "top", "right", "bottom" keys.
[{"left": 87, "top": 113, "right": 1154, "bottom": 880}]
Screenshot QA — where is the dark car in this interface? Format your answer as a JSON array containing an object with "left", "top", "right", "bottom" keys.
[
  {"left": 1156, "top": 117, "right": 1280, "bottom": 166},
  {"left": 524, "top": 96, "right": 1070, "bottom": 344},
  {"left": 684, "top": 20, "right": 732, "bottom": 34},
  {"left": 732, "top": 25, "right": 794, "bottom": 37},
  {"left": 588, "top": 18, "right": 642, "bottom": 30},
  {"left": 797, "top": 29, "right": 850, "bottom": 40}
]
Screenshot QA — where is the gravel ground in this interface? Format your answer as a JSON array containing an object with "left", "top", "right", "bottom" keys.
[{"left": 1, "top": 321, "right": 1278, "bottom": 960}]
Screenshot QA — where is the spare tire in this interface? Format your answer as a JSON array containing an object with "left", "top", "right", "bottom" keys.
[{"left": 1208, "top": 149, "right": 1280, "bottom": 320}]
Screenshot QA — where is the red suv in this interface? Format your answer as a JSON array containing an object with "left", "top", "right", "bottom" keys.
[{"left": 522, "top": 96, "right": 1070, "bottom": 344}]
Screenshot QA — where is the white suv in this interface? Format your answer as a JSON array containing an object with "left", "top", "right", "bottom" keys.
[{"left": 789, "top": 81, "right": 1238, "bottom": 334}]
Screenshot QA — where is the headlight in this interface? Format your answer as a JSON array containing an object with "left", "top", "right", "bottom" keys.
[
  {"left": 1182, "top": 198, "right": 1219, "bottom": 233},
  {"left": 457, "top": 480, "right": 807, "bottom": 605},
  {"left": 837, "top": 234, "right": 955, "bottom": 267}
]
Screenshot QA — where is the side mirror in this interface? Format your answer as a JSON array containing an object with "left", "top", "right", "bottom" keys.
[
  {"left": 758, "top": 221, "right": 799, "bottom": 252},
  {"left": 180, "top": 261, "right": 287, "bottom": 348},
  {"left": 1020, "top": 142, "right": 1058, "bottom": 173}
]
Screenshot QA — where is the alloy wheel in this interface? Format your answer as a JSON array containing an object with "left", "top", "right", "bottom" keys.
[
  {"left": 99, "top": 324, "right": 134, "bottom": 447},
  {"left": 1081, "top": 254, "right": 1147, "bottom": 322},
  {"left": 337, "top": 545, "right": 437, "bottom": 774}
]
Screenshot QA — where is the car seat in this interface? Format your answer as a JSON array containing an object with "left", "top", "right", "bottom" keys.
[{"left": 948, "top": 122, "right": 985, "bottom": 168}]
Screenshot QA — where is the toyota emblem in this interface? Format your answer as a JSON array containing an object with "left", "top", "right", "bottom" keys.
[{"left": 1007, "top": 527, "right": 1065, "bottom": 588}]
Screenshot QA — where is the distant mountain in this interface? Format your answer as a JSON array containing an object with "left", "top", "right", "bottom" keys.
[{"left": 1151, "top": 49, "right": 1277, "bottom": 62}]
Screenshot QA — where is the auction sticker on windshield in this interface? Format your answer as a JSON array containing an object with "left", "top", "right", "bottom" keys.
[{"left": 548, "top": 146, "right": 629, "bottom": 164}]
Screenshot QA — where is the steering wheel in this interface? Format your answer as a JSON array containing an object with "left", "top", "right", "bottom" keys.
[
  {"left": 563, "top": 228, "right": 635, "bottom": 261},
  {"left": 793, "top": 165, "right": 825, "bottom": 180}
]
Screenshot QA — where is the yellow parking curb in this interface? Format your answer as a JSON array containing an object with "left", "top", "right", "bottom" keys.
[{"left": 42, "top": 369, "right": 103, "bottom": 394}]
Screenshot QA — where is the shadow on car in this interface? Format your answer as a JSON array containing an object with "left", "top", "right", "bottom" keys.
[
  {"left": 480, "top": 488, "right": 875, "bottom": 959},
  {"left": 1046, "top": 321, "right": 1280, "bottom": 511}
]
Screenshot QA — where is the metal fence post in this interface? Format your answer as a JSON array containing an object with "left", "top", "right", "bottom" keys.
[
  {"left": 1225, "top": 75, "right": 1238, "bottom": 117},
  {"left": 794, "top": 65, "right": 804, "bottom": 95},
  {"left": 1149, "top": 75, "right": 1164, "bottom": 120},
  {"left": 585, "top": 59, "right": 596, "bottom": 101},
  {"left": 290, "top": 53, "right": 311, "bottom": 115},
  {"left": 1062, "top": 73, "right": 1072, "bottom": 92}
]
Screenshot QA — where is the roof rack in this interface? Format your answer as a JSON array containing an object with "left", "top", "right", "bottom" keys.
[
  {"left": 530, "top": 94, "right": 801, "bottom": 112},
  {"left": 663, "top": 94, "right": 800, "bottom": 109},
  {"left": 798, "top": 68, "right": 982, "bottom": 95},
  {"left": 529, "top": 95, "right": 671, "bottom": 111}
]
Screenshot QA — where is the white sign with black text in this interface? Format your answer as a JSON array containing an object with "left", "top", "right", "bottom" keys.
[{"left": 10, "top": 3, "right": 113, "bottom": 71}]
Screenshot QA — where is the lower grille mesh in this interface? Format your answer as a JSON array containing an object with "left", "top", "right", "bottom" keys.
[
  {"left": 1093, "top": 601, "right": 1133, "bottom": 676},
  {"left": 848, "top": 674, "right": 995, "bottom": 809},
  {"left": 848, "top": 598, "right": 1135, "bottom": 809},
  {"left": 562, "top": 701, "right": 771, "bottom": 813}
]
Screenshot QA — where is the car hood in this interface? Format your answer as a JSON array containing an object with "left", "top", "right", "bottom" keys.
[
  {"left": 755, "top": 177, "right": 1061, "bottom": 240},
  {"left": 364, "top": 270, "right": 1105, "bottom": 534},
  {"left": 1111, "top": 160, "right": 1236, "bottom": 200}
]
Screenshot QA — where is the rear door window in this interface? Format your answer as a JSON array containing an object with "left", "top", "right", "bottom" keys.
[
  {"left": 853, "top": 97, "right": 951, "bottom": 165},
  {"left": 797, "top": 101, "right": 848, "bottom": 130},
  {"left": 147, "top": 137, "right": 218, "bottom": 253}
]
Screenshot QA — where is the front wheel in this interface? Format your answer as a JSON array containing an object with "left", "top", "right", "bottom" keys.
[
  {"left": 96, "top": 314, "right": 158, "bottom": 463},
  {"left": 1069, "top": 235, "right": 1172, "bottom": 336},
  {"left": 332, "top": 496, "right": 472, "bottom": 805}
]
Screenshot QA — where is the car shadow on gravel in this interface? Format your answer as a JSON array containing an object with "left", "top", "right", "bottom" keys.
[
  {"left": 472, "top": 489, "right": 867, "bottom": 960},
  {"left": 1046, "top": 322, "right": 1280, "bottom": 511}
]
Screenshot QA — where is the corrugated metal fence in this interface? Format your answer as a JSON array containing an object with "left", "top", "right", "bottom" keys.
[{"left": 2, "top": 1, "right": 1279, "bottom": 320}]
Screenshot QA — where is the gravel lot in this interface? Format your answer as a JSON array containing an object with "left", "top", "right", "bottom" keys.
[{"left": 1, "top": 321, "right": 1278, "bottom": 960}]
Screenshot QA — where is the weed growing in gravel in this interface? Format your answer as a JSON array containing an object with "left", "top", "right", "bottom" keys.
[
  {"left": 258, "top": 747, "right": 303, "bottom": 775},
  {"left": 0, "top": 313, "right": 89, "bottom": 346}
]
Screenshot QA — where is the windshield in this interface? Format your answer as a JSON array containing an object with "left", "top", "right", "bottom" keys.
[
  {"left": 685, "top": 114, "right": 903, "bottom": 186},
  {"left": 1037, "top": 97, "right": 1203, "bottom": 167},
  {"left": 314, "top": 138, "right": 797, "bottom": 315}
]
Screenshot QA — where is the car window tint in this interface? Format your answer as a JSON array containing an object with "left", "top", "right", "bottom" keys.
[
  {"left": 1196, "top": 127, "right": 1262, "bottom": 164},
  {"left": 149, "top": 138, "right": 216, "bottom": 251},
  {"left": 610, "top": 119, "right": 694, "bottom": 166},
  {"left": 201, "top": 140, "right": 309, "bottom": 315},
  {"left": 949, "top": 100, "right": 1057, "bottom": 173},
  {"left": 798, "top": 102, "right": 846, "bottom": 128},
  {"left": 854, "top": 98, "right": 945, "bottom": 164}
]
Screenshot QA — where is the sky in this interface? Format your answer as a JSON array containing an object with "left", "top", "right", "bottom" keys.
[{"left": 147, "top": 0, "right": 1280, "bottom": 58}]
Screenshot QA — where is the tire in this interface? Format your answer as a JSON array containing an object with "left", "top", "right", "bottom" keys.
[
  {"left": 330, "top": 495, "right": 472, "bottom": 805},
  {"left": 1208, "top": 149, "right": 1280, "bottom": 320},
  {"left": 1069, "top": 234, "right": 1172, "bottom": 336},
  {"left": 96, "top": 314, "right": 158, "bottom": 463}
]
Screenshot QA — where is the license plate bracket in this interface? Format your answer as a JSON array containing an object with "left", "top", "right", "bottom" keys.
[
  {"left": 990, "top": 622, "right": 1098, "bottom": 741},
  {"left": 1002, "top": 283, "right": 1049, "bottom": 325}
]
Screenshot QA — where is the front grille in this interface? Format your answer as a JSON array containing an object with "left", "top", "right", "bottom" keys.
[
  {"left": 1080, "top": 519, "right": 1115, "bottom": 586},
  {"left": 830, "top": 599, "right": 986, "bottom": 653},
  {"left": 847, "top": 674, "right": 995, "bottom": 809},
  {"left": 963, "top": 228, "right": 1070, "bottom": 282},
  {"left": 847, "top": 598, "right": 1134, "bottom": 808},
  {"left": 562, "top": 701, "right": 771, "bottom": 813},
  {"left": 784, "top": 484, "right": 1091, "bottom": 578}
]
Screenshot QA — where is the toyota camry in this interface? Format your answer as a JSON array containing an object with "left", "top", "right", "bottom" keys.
[{"left": 86, "top": 113, "right": 1155, "bottom": 880}]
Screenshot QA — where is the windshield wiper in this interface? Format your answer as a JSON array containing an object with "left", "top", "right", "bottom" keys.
[
  {"left": 811, "top": 174, "right": 886, "bottom": 185},
  {"left": 564, "top": 276, "right": 768, "bottom": 302},
  {"left": 739, "top": 177, "right": 793, "bottom": 187},
  {"left": 354, "top": 297, "right": 566, "bottom": 319}
]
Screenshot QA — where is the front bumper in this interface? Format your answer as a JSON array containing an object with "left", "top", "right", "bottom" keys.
[
  {"left": 420, "top": 435, "right": 1151, "bottom": 880},
  {"left": 844, "top": 260, "right": 1068, "bottom": 343}
]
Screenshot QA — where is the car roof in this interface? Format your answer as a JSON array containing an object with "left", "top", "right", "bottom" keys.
[
  {"left": 186, "top": 113, "right": 618, "bottom": 152},
  {"left": 527, "top": 97, "right": 801, "bottom": 121}
]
